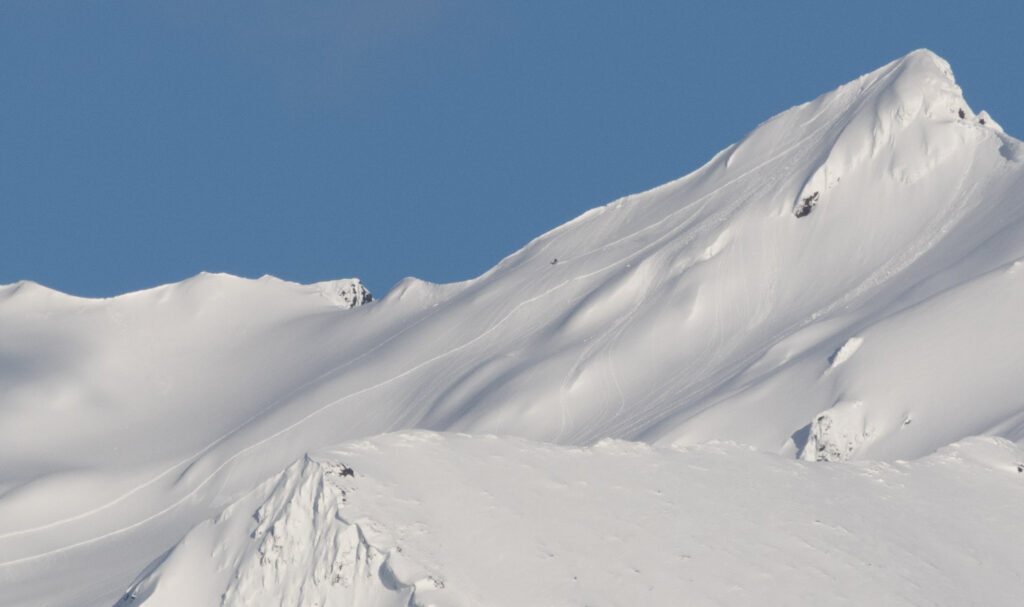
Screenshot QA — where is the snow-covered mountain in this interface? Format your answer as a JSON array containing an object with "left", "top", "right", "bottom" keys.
[
  {"left": 2, "top": 49, "right": 1023, "bottom": 606},
  {"left": 117, "top": 434, "right": 1024, "bottom": 607}
]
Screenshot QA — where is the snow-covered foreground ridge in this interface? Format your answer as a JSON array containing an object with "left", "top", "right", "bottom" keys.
[
  {"left": 120, "top": 433, "right": 1024, "bottom": 607},
  {"left": 1, "top": 49, "right": 1023, "bottom": 605}
]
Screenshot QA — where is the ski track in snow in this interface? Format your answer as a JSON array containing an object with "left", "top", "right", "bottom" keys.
[
  {"left": 0, "top": 303, "right": 445, "bottom": 551},
  {"left": 810, "top": 153, "right": 980, "bottom": 323},
  {"left": 4, "top": 56, "right": 1018, "bottom": 593},
  {"left": 632, "top": 142, "right": 991, "bottom": 441},
  {"left": 0, "top": 108, "right": 844, "bottom": 567},
  {"left": 8, "top": 147, "right": 952, "bottom": 568}
]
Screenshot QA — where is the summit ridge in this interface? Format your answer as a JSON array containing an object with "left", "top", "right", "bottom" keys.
[{"left": 2, "top": 50, "right": 1023, "bottom": 606}]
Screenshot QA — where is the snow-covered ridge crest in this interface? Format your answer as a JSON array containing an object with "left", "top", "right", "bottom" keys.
[
  {"left": 0, "top": 272, "right": 373, "bottom": 308},
  {"left": 117, "top": 455, "right": 418, "bottom": 607},
  {"left": 4, "top": 49, "right": 1024, "bottom": 606},
  {"left": 119, "top": 432, "right": 1024, "bottom": 607},
  {"left": 312, "top": 278, "right": 373, "bottom": 308},
  {"left": 792, "top": 49, "right": 987, "bottom": 215}
]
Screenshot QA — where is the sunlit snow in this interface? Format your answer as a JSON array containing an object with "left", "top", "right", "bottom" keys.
[{"left": 2, "top": 49, "right": 1023, "bottom": 606}]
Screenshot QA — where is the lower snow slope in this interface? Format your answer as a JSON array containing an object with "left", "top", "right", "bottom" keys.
[
  {"left": 122, "top": 432, "right": 1024, "bottom": 607},
  {"left": 1, "top": 49, "right": 1023, "bottom": 605}
]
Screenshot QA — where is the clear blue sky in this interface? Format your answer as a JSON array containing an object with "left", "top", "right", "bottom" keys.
[{"left": 3, "top": 1, "right": 1021, "bottom": 298}]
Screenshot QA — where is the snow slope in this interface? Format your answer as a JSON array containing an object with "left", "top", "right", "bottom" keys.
[
  {"left": 119, "top": 432, "right": 1024, "bottom": 607},
  {"left": 2, "top": 49, "right": 1023, "bottom": 605}
]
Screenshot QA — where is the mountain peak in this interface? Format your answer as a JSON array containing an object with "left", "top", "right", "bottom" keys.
[
  {"left": 883, "top": 47, "right": 962, "bottom": 108},
  {"left": 6, "top": 49, "right": 1024, "bottom": 607},
  {"left": 897, "top": 48, "right": 952, "bottom": 75},
  {"left": 784, "top": 48, "right": 987, "bottom": 217}
]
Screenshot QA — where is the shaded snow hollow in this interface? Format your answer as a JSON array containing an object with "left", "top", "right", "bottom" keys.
[{"left": 2, "top": 49, "right": 1024, "bottom": 606}]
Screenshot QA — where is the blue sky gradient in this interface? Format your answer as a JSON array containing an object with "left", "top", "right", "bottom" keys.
[{"left": 3, "top": 1, "right": 1022, "bottom": 297}]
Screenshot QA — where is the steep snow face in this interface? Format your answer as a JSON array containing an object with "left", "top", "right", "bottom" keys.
[
  {"left": 2, "top": 49, "right": 1024, "bottom": 606},
  {"left": 116, "top": 457, "right": 415, "bottom": 607},
  {"left": 124, "top": 432, "right": 1024, "bottom": 607},
  {"left": 792, "top": 49, "right": 969, "bottom": 206},
  {"left": 396, "top": 48, "right": 1024, "bottom": 457}
]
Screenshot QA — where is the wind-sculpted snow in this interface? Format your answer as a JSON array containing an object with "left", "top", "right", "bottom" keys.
[
  {"left": 2, "top": 49, "right": 1024, "bottom": 605},
  {"left": 793, "top": 49, "right": 971, "bottom": 209},
  {"left": 116, "top": 457, "right": 417, "bottom": 607},
  {"left": 801, "top": 401, "right": 871, "bottom": 462},
  {"left": 123, "top": 432, "right": 1024, "bottom": 606}
]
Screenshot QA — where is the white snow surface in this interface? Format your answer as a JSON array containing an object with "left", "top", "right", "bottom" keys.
[
  {"left": 121, "top": 432, "right": 1024, "bottom": 607},
  {"left": 2, "top": 49, "right": 1024, "bottom": 606}
]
